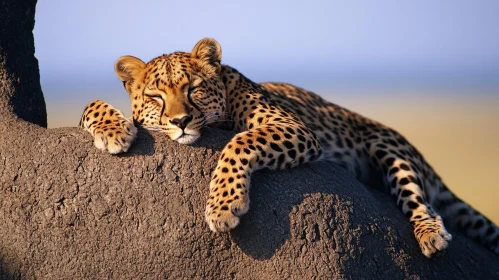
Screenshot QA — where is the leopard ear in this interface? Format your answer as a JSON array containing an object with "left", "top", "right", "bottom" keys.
[
  {"left": 115, "top": 56, "right": 146, "bottom": 83},
  {"left": 191, "top": 38, "right": 222, "bottom": 67}
]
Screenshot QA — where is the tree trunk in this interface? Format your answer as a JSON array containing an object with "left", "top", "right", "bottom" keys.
[
  {"left": 0, "top": 1, "right": 498, "bottom": 280},
  {"left": 0, "top": 0, "right": 47, "bottom": 127}
]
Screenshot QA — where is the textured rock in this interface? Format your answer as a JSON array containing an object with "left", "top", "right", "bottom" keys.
[{"left": 1, "top": 124, "right": 499, "bottom": 280}]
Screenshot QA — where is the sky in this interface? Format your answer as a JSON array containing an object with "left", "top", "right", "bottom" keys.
[{"left": 34, "top": 0, "right": 499, "bottom": 93}]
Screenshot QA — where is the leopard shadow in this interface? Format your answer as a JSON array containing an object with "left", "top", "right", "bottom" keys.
[
  {"left": 118, "top": 127, "right": 156, "bottom": 157},
  {"left": 0, "top": 260, "right": 18, "bottom": 280}
]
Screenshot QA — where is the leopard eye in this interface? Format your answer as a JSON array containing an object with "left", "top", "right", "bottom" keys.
[
  {"left": 188, "top": 86, "right": 198, "bottom": 95},
  {"left": 188, "top": 78, "right": 202, "bottom": 95},
  {"left": 145, "top": 93, "right": 164, "bottom": 104}
]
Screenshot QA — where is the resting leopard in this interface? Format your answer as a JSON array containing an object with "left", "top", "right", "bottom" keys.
[{"left": 79, "top": 38, "right": 499, "bottom": 258}]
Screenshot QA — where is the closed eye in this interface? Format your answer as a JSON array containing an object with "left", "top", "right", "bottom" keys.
[
  {"left": 188, "top": 78, "right": 203, "bottom": 96},
  {"left": 144, "top": 92, "right": 166, "bottom": 124},
  {"left": 187, "top": 86, "right": 202, "bottom": 112},
  {"left": 188, "top": 86, "right": 198, "bottom": 95},
  {"left": 145, "top": 93, "right": 164, "bottom": 104}
]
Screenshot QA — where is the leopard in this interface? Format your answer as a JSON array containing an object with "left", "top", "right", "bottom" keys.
[{"left": 79, "top": 38, "right": 499, "bottom": 258}]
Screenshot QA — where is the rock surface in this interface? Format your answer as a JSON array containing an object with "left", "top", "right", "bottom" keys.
[{"left": 1, "top": 124, "right": 499, "bottom": 280}]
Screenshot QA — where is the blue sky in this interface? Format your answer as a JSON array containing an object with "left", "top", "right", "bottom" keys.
[{"left": 34, "top": 0, "right": 499, "bottom": 93}]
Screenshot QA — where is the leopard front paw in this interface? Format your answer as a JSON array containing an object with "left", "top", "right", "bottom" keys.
[
  {"left": 205, "top": 180, "right": 250, "bottom": 232},
  {"left": 93, "top": 118, "right": 137, "bottom": 154}
]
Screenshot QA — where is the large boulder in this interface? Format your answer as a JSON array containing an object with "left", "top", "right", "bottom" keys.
[{"left": 0, "top": 124, "right": 498, "bottom": 279}]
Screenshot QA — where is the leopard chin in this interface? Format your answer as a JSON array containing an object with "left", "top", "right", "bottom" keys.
[{"left": 174, "top": 133, "right": 200, "bottom": 145}]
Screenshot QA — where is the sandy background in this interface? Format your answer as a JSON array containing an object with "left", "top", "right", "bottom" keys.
[{"left": 46, "top": 90, "right": 499, "bottom": 225}]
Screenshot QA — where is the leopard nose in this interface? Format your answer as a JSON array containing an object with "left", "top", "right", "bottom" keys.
[{"left": 169, "top": 115, "right": 193, "bottom": 130}]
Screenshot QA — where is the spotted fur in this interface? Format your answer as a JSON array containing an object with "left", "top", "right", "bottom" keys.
[{"left": 79, "top": 38, "right": 499, "bottom": 258}]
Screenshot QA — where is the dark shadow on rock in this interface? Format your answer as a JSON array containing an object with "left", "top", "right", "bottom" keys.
[
  {"left": 195, "top": 127, "right": 237, "bottom": 150},
  {"left": 231, "top": 165, "right": 371, "bottom": 260},
  {"left": 231, "top": 161, "right": 387, "bottom": 261},
  {"left": 127, "top": 127, "right": 234, "bottom": 157},
  {"left": 118, "top": 127, "right": 156, "bottom": 157},
  {"left": 0, "top": 260, "right": 19, "bottom": 280}
]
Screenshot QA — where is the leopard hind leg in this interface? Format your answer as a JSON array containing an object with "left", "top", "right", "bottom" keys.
[{"left": 366, "top": 129, "right": 452, "bottom": 258}]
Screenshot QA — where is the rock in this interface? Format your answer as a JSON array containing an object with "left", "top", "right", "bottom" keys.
[{"left": 1, "top": 125, "right": 499, "bottom": 280}]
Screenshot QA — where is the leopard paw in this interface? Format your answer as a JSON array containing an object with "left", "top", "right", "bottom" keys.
[
  {"left": 419, "top": 230, "right": 452, "bottom": 258},
  {"left": 205, "top": 195, "right": 249, "bottom": 232},
  {"left": 93, "top": 119, "right": 137, "bottom": 154},
  {"left": 415, "top": 216, "right": 452, "bottom": 258},
  {"left": 80, "top": 100, "right": 138, "bottom": 154}
]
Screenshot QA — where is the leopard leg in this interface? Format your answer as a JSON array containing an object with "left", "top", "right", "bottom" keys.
[
  {"left": 368, "top": 132, "right": 452, "bottom": 258},
  {"left": 205, "top": 121, "right": 323, "bottom": 232},
  {"left": 79, "top": 100, "right": 137, "bottom": 154}
]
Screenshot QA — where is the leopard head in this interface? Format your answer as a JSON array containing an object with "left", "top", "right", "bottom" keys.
[{"left": 114, "top": 38, "right": 226, "bottom": 144}]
